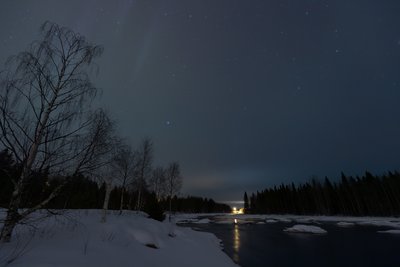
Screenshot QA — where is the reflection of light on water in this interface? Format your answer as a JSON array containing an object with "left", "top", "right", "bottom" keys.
[
  {"left": 234, "top": 218, "right": 238, "bottom": 224},
  {"left": 233, "top": 224, "right": 240, "bottom": 263}
]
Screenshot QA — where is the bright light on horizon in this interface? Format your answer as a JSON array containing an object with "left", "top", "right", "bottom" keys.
[{"left": 232, "top": 207, "right": 244, "bottom": 215}]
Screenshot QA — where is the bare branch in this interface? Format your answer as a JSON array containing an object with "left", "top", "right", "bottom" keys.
[{"left": 0, "top": 21, "right": 104, "bottom": 243}]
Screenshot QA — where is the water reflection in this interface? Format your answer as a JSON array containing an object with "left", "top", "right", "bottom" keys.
[{"left": 233, "top": 224, "right": 240, "bottom": 263}]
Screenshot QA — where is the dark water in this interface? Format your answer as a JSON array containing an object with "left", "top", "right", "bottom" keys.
[{"left": 186, "top": 222, "right": 400, "bottom": 267}]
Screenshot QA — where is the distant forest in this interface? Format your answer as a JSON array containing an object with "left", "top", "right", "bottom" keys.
[
  {"left": 0, "top": 149, "right": 230, "bottom": 220},
  {"left": 245, "top": 171, "right": 400, "bottom": 216}
]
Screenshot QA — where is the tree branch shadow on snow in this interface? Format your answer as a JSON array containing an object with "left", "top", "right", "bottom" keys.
[
  {"left": 0, "top": 209, "right": 89, "bottom": 266},
  {"left": 0, "top": 225, "right": 35, "bottom": 266}
]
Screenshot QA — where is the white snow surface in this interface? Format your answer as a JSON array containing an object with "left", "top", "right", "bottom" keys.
[
  {"left": 175, "top": 213, "right": 225, "bottom": 223},
  {"left": 377, "top": 229, "right": 400, "bottom": 234},
  {"left": 0, "top": 210, "right": 238, "bottom": 267},
  {"left": 194, "top": 218, "right": 211, "bottom": 224},
  {"left": 284, "top": 224, "right": 327, "bottom": 234},
  {"left": 175, "top": 213, "right": 400, "bottom": 228}
]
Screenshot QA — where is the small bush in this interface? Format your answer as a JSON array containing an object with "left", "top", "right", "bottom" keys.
[{"left": 143, "top": 193, "right": 165, "bottom": 222}]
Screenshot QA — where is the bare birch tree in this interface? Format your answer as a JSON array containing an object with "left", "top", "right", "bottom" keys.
[
  {"left": 149, "top": 167, "right": 166, "bottom": 201},
  {"left": 78, "top": 109, "right": 119, "bottom": 223},
  {"left": 165, "top": 162, "right": 182, "bottom": 222},
  {"left": 134, "top": 138, "right": 153, "bottom": 212},
  {"left": 0, "top": 21, "right": 103, "bottom": 242},
  {"left": 110, "top": 143, "right": 137, "bottom": 215}
]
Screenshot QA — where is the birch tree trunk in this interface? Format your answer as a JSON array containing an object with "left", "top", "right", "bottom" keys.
[
  {"left": 119, "top": 186, "right": 125, "bottom": 215},
  {"left": 0, "top": 87, "right": 61, "bottom": 242},
  {"left": 101, "top": 182, "right": 112, "bottom": 223}
]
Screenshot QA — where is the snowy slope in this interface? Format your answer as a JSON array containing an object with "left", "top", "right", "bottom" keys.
[{"left": 0, "top": 210, "right": 239, "bottom": 267}]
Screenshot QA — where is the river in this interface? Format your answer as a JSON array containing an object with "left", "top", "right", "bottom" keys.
[{"left": 185, "top": 221, "right": 400, "bottom": 267}]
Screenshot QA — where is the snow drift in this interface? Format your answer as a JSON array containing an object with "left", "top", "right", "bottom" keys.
[
  {"left": 283, "top": 224, "right": 327, "bottom": 234},
  {"left": 0, "top": 210, "right": 238, "bottom": 267}
]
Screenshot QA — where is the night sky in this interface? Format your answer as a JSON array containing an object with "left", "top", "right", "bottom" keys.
[{"left": 1, "top": 1, "right": 400, "bottom": 203}]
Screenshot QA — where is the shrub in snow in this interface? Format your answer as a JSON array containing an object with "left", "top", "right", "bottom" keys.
[{"left": 143, "top": 193, "right": 165, "bottom": 222}]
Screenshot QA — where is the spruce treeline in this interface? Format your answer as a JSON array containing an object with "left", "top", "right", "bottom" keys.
[
  {"left": 160, "top": 196, "right": 231, "bottom": 213},
  {"left": 247, "top": 171, "right": 400, "bottom": 216}
]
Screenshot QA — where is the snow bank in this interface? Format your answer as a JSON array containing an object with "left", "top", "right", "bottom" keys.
[
  {"left": 194, "top": 218, "right": 211, "bottom": 224},
  {"left": 356, "top": 220, "right": 400, "bottom": 228},
  {"left": 175, "top": 212, "right": 400, "bottom": 229},
  {"left": 377, "top": 229, "right": 400, "bottom": 234},
  {"left": 0, "top": 210, "right": 238, "bottom": 267},
  {"left": 284, "top": 224, "right": 327, "bottom": 234},
  {"left": 337, "top": 222, "right": 355, "bottom": 227},
  {"left": 186, "top": 214, "right": 400, "bottom": 228},
  {"left": 175, "top": 213, "right": 225, "bottom": 223}
]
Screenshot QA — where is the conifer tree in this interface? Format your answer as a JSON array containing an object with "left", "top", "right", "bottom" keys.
[{"left": 243, "top": 192, "right": 249, "bottom": 212}]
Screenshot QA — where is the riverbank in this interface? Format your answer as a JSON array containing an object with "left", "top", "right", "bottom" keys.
[{"left": 0, "top": 209, "right": 238, "bottom": 267}]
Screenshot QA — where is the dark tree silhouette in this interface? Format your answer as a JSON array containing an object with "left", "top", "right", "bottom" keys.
[
  {"left": 0, "top": 22, "right": 103, "bottom": 242},
  {"left": 248, "top": 171, "right": 400, "bottom": 216},
  {"left": 111, "top": 143, "right": 137, "bottom": 215},
  {"left": 165, "top": 162, "right": 182, "bottom": 221},
  {"left": 243, "top": 192, "right": 249, "bottom": 212}
]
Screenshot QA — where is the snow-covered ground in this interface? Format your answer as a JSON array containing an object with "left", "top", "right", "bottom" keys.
[
  {"left": 175, "top": 213, "right": 400, "bottom": 235},
  {"left": 283, "top": 224, "right": 327, "bottom": 234},
  {"left": 0, "top": 210, "right": 238, "bottom": 267},
  {"left": 377, "top": 229, "right": 400, "bottom": 234},
  {"left": 2, "top": 211, "right": 400, "bottom": 266},
  {"left": 176, "top": 213, "right": 400, "bottom": 229}
]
